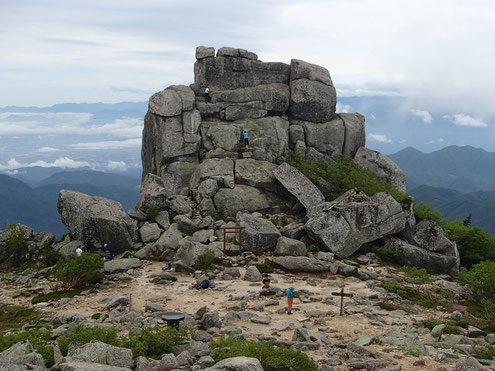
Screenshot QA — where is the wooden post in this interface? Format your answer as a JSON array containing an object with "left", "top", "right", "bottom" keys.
[{"left": 331, "top": 287, "right": 354, "bottom": 316}]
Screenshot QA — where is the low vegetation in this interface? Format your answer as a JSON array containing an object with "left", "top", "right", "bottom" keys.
[
  {"left": 0, "top": 327, "right": 53, "bottom": 367},
  {"left": 0, "top": 224, "right": 29, "bottom": 266},
  {"left": 382, "top": 282, "right": 437, "bottom": 309},
  {"left": 54, "top": 252, "right": 104, "bottom": 290},
  {"left": 31, "top": 286, "right": 96, "bottom": 304},
  {"left": 57, "top": 324, "right": 190, "bottom": 359},
  {"left": 256, "top": 259, "right": 275, "bottom": 274},
  {"left": 286, "top": 150, "right": 412, "bottom": 204},
  {"left": 399, "top": 266, "right": 432, "bottom": 284},
  {"left": 195, "top": 248, "right": 217, "bottom": 271},
  {"left": 0, "top": 304, "right": 42, "bottom": 332},
  {"left": 210, "top": 337, "right": 318, "bottom": 371}
]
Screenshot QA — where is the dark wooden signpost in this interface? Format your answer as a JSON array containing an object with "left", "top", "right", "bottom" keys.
[
  {"left": 332, "top": 287, "right": 354, "bottom": 316},
  {"left": 219, "top": 226, "right": 245, "bottom": 256}
]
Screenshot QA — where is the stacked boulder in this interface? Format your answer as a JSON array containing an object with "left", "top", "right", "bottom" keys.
[
  {"left": 139, "top": 46, "right": 370, "bottom": 218},
  {"left": 50, "top": 46, "right": 459, "bottom": 275}
]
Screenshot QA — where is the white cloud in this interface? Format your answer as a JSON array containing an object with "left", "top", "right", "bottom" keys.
[
  {"left": 71, "top": 138, "right": 141, "bottom": 150},
  {"left": 0, "top": 157, "right": 90, "bottom": 171},
  {"left": 107, "top": 160, "right": 128, "bottom": 171},
  {"left": 410, "top": 109, "right": 433, "bottom": 123},
  {"left": 37, "top": 146, "right": 60, "bottom": 153},
  {"left": 0, "top": 113, "right": 142, "bottom": 137},
  {"left": 447, "top": 114, "right": 488, "bottom": 127},
  {"left": 336, "top": 102, "right": 352, "bottom": 113},
  {"left": 368, "top": 133, "right": 392, "bottom": 143}
]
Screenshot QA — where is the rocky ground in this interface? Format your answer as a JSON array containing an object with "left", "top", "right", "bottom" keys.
[{"left": 1, "top": 255, "right": 493, "bottom": 371}]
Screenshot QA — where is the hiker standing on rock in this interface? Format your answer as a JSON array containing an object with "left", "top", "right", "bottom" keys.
[
  {"left": 243, "top": 130, "right": 249, "bottom": 147},
  {"left": 204, "top": 86, "right": 211, "bottom": 104},
  {"left": 287, "top": 286, "right": 295, "bottom": 314}
]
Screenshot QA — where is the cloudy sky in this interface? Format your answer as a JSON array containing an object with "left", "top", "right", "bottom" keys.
[{"left": 1, "top": 0, "right": 494, "bottom": 172}]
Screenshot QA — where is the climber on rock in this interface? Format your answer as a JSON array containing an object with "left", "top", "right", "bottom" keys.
[{"left": 204, "top": 86, "right": 211, "bottom": 104}]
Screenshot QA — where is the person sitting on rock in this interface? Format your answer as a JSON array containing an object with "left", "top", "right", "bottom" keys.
[
  {"left": 262, "top": 274, "right": 271, "bottom": 289},
  {"left": 204, "top": 86, "right": 211, "bottom": 104},
  {"left": 287, "top": 286, "right": 295, "bottom": 314}
]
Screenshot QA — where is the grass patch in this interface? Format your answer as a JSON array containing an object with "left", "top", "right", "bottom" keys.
[
  {"left": 471, "top": 344, "right": 495, "bottom": 360},
  {"left": 31, "top": 287, "right": 94, "bottom": 304},
  {"left": 210, "top": 337, "right": 318, "bottom": 371},
  {"left": 256, "top": 259, "right": 275, "bottom": 274},
  {"left": 422, "top": 318, "right": 465, "bottom": 335},
  {"left": 399, "top": 266, "right": 432, "bottom": 284},
  {"left": 382, "top": 282, "right": 437, "bottom": 308},
  {"left": 179, "top": 225, "right": 200, "bottom": 236},
  {"left": 373, "top": 246, "right": 400, "bottom": 264},
  {"left": 0, "top": 305, "right": 42, "bottom": 332}
]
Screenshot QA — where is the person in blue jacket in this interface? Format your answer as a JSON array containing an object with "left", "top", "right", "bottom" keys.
[
  {"left": 287, "top": 286, "right": 295, "bottom": 314},
  {"left": 243, "top": 130, "right": 249, "bottom": 147}
]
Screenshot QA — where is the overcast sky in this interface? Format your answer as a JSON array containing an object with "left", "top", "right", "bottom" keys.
[
  {"left": 1, "top": 0, "right": 494, "bottom": 110},
  {"left": 0, "top": 0, "right": 494, "bottom": 171}
]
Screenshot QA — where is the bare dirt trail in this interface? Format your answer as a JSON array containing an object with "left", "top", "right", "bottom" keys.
[{"left": 0, "top": 261, "right": 457, "bottom": 370}]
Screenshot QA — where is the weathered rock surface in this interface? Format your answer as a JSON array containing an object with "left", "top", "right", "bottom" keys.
[
  {"left": 174, "top": 238, "right": 222, "bottom": 269},
  {"left": 0, "top": 340, "right": 45, "bottom": 369},
  {"left": 305, "top": 190, "right": 406, "bottom": 258},
  {"left": 205, "top": 356, "right": 264, "bottom": 371},
  {"left": 414, "top": 220, "right": 454, "bottom": 253},
  {"left": 273, "top": 256, "right": 331, "bottom": 273},
  {"left": 104, "top": 258, "right": 143, "bottom": 273},
  {"left": 354, "top": 147, "right": 407, "bottom": 193},
  {"left": 340, "top": 113, "right": 366, "bottom": 158},
  {"left": 381, "top": 237, "right": 460, "bottom": 275},
  {"left": 298, "top": 118, "right": 345, "bottom": 156},
  {"left": 237, "top": 213, "right": 281, "bottom": 253},
  {"left": 234, "top": 159, "right": 282, "bottom": 194},
  {"left": 272, "top": 162, "right": 325, "bottom": 214},
  {"left": 57, "top": 190, "right": 138, "bottom": 252},
  {"left": 55, "top": 362, "right": 132, "bottom": 371},
  {"left": 274, "top": 236, "right": 307, "bottom": 256},
  {"left": 213, "top": 185, "right": 283, "bottom": 216},
  {"left": 194, "top": 52, "right": 290, "bottom": 92},
  {"left": 243, "top": 266, "right": 263, "bottom": 282},
  {"left": 67, "top": 340, "right": 133, "bottom": 369},
  {"left": 289, "top": 59, "right": 336, "bottom": 123}
]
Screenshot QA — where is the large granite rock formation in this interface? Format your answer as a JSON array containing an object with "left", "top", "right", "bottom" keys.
[
  {"left": 58, "top": 190, "right": 138, "bottom": 252},
  {"left": 137, "top": 46, "right": 372, "bottom": 218},
  {"left": 128, "top": 46, "right": 458, "bottom": 274}
]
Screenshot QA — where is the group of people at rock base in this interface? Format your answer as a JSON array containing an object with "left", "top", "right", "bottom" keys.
[{"left": 74, "top": 244, "right": 113, "bottom": 261}]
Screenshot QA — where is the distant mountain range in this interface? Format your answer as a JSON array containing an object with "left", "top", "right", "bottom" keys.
[
  {"left": 0, "top": 170, "right": 140, "bottom": 237},
  {"left": 389, "top": 145, "right": 495, "bottom": 192},
  {"left": 389, "top": 145, "right": 495, "bottom": 236}
]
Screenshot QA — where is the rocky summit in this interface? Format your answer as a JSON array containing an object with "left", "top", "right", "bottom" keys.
[{"left": 1, "top": 46, "right": 485, "bottom": 371}]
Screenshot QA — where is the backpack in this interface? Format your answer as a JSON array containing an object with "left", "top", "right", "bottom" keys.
[{"left": 200, "top": 279, "right": 210, "bottom": 289}]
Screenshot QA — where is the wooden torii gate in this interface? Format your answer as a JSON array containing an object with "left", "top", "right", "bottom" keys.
[{"left": 219, "top": 226, "right": 245, "bottom": 256}]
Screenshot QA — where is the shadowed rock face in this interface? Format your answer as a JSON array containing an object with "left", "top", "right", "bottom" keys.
[{"left": 57, "top": 190, "right": 138, "bottom": 252}]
